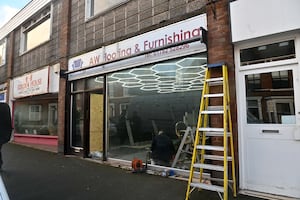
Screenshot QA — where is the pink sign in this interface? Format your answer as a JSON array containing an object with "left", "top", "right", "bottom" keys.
[{"left": 13, "top": 67, "right": 49, "bottom": 98}]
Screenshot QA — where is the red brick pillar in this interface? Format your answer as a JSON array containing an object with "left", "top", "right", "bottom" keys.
[
  {"left": 57, "top": 0, "right": 72, "bottom": 153},
  {"left": 206, "top": 0, "right": 238, "bottom": 182}
]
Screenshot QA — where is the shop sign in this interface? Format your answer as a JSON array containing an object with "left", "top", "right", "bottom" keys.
[
  {"left": 0, "top": 92, "right": 5, "bottom": 102},
  {"left": 68, "top": 14, "right": 207, "bottom": 71},
  {"left": 13, "top": 67, "right": 49, "bottom": 98}
]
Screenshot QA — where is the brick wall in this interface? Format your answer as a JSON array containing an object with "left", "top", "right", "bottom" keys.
[
  {"left": 69, "top": 0, "right": 206, "bottom": 56},
  {"left": 11, "top": 0, "right": 63, "bottom": 77},
  {"left": 206, "top": 0, "right": 238, "bottom": 182},
  {"left": 57, "top": 0, "right": 72, "bottom": 153}
]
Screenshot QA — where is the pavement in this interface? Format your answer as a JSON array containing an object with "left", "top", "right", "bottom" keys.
[{"left": 1, "top": 143, "right": 263, "bottom": 200}]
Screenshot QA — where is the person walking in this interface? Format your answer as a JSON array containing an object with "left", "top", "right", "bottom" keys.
[{"left": 0, "top": 103, "right": 13, "bottom": 170}]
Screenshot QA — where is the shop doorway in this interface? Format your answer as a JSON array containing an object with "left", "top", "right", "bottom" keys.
[
  {"left": 69, "top": 77, "right": 104, "bottom": 156},
  {"left": 238, "top": 64, "right": 300, "bottom": 198},
  {"left": 70, "top": 92, "right": 104, "bottom": 157}
]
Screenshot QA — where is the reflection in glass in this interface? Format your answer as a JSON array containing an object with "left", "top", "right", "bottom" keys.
[
  {"left": 245, "top": 70, "right": 295, "bottom": 124},
  {"left": 14, "top": 101, "right": 58, "bottom": 135},
  {"left": 107, "top": 54, "right": 206, "bottom": 168},
  {"left": 71, "top": 93, "right": 84, "bottom": 147},
  {"left": 240, "top": 40, "right": 295, "bottom": 66}
]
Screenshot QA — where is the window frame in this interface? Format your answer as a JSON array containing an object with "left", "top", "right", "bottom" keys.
[
  {"left": 29, "top": 105, "right": 42, "bottom": 121},
  {"left": 85, "top": 0, "right": 128, "bottom": 19},
  {"left": 235, "top": 35, "right": 298, "bottom": 72},
  {"left": 0, "top": 38, "right": 7, "bottom": 66},
  {"left": 20, "top": 5, "right": 52, "bottom": 54},
  {"left": 240, "top": 40, "right": 296, "bottom": 66}
]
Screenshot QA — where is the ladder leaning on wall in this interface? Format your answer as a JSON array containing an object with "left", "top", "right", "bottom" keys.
[{"left": 185, "top": 62, "right": 237, "bottom": 200}]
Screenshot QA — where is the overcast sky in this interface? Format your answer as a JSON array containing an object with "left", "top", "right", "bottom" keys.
[{"left": 0, "top": 0, "right": 31, "bottom": 28}]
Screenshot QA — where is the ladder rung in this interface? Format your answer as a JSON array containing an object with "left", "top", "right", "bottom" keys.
[
  {"left": 199, "top": 128, "right": 231, "bottom": 137},
  {"left": 206, "top": 77, "right": 223, "bottom": 82},
  {"left": 190, "top": 182, "right": 224, "bottom": 193},
  {"left": 203, "top": 154, "right": 232, "bottom": 161},
  {"left": 207, "top": 106, "right": 224, "bottom": 111},
  {"left": 193, "top": 163, "right": 224, "bottom": 171},
  {"left": 201, "top": 110, "right": 224, "bottom": 114},
  {"left": 196, "top": 145, "right": 224, "bottom": 151},
  {"left": 199, "top": 127, "right": 224, "bottom": 132},
  {"left": 204, "top": 93, "right": 224, "bottom": 98},
  {"left": 206, "top": 132, "right": 230, "bottom": 137}
]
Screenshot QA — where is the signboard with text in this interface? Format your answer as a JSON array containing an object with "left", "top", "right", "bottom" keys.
[
  {"left": 68, "top": 14, "right": 207, "bottom": 71},
  {"left": 13, "top": 67, "right": 49, "bottom": 98}
]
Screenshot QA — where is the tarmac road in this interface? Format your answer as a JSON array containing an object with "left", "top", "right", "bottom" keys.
[{"left": 1, "top": 143, "right": 262, "bottom": 200}]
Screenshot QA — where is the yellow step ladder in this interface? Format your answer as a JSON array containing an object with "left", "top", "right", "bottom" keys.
[{"left": 185, "top": 63, "right": 237, "bottom": 200}]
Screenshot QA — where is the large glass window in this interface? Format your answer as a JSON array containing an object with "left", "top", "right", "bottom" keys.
[
  {"left": 86, "top": 0, "right": 127, "bottom": 18},
  {"left": 22, "top": 7, "right": 51, "bottom": 52},
  {"left": 14, "top": 100, "right": 58, "bottom": 136},
  {"left": 107, "top": 53, "right": 206, "bottom": 168},
  {"left": 246, "top": 69, "right": 295, "bottom": 124},
  {"left": 0, "top": 39, "right": 6, "bottom": 66}
]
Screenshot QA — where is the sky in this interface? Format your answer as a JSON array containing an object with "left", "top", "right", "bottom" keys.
[{"left": 0, "top": 0, "right": 31, "bottom": 28}]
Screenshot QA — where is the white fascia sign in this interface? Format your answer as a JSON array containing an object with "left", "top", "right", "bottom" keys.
[
  {"left": 68, "top": 14, "right": 207, "bottom": 71},
  {"left": 13, "top": 67, "right": 49, "bottom": 98}
]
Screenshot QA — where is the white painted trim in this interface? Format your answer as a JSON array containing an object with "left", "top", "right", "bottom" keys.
[
  {"left": 0, "top": 0, "right": 51, "bottom": 40},
  {"left": 239, "top": 190, "right": 298, "bottom": 200},
  {"left": 235, "top": 33, "right": 300, "bottom": 198}
]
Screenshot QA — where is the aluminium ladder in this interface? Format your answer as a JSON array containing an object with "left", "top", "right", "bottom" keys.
[
  {"left": 185, "top": 63, "right": 237, "bottom": 200},
  {"left": 171, "top": 126, "right": 195, "bottom": 168}
]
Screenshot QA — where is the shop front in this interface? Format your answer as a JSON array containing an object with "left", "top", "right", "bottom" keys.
[
  {"left": 231, "top": 1, "right": 300, "bottom": 199},
  {"left": 12, "top": 65, "right": 60, "bottom": 148},
  {"left": 67, "top": 14, "right": 208, "bottom": 173}
]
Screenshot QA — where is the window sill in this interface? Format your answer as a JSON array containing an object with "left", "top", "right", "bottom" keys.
[{"left": 19, "top": 39, "right": 50, "bottom": 57}]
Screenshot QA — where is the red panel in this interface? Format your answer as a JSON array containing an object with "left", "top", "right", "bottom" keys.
[{"left": 13, "top": 134, "right": 58, "bottom": 146}]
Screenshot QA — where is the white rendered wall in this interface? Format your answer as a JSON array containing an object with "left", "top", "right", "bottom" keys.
[{"left": 230, "top": 0, "right": 300, "bottom": 43}]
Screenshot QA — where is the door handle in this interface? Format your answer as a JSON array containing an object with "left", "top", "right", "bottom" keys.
[{"left": 262, "top": 129, "right": 279, "bottom": 134}]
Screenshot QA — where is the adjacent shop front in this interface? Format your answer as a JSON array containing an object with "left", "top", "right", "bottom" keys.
[
  {"left": 231, "top": 1, "right": 300, "bottom": 199},
  {"left": 67, "top": 14, "right": 208, "bottom": 173},
  {"left": 12, "top": 65, "right": 60, "bottom": 147}
]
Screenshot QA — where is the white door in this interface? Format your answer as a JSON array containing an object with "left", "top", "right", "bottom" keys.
[{"left": 238, "top": 64, "right": 300, "bottom": 198}]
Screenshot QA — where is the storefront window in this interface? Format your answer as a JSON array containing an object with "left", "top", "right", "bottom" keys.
[
  {"left": 107, "top": 53, "right": 206, "bottom": 168},
  {"left": 14, "top": 100, "right": 58, "bottom": 135},
  {"left": 246, "top": 69, "right": 295, "bottom": 124}
]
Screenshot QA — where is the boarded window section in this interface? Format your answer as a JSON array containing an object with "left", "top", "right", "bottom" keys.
[
  {"left": 25, "top": 18, "right": 51, "bottom": 51},
  {"left": 240, "top": 40, "right": 295, "bottom": 66}
]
